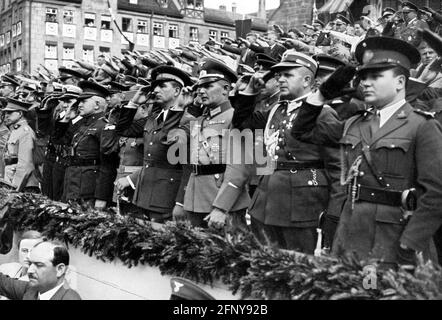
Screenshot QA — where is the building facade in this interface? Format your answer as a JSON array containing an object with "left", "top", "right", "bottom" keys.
[{"left": 0, "top": 0, "right": 266, "bottom": 75}]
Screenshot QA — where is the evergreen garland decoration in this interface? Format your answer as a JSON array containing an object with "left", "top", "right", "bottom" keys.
[{"left": 1, "top": 188, "right": 442, "bottom": 300}]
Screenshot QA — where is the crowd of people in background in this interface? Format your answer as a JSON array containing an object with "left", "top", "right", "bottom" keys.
[{"left": 1, "top": 1, "right": 442, "bottom": 300}]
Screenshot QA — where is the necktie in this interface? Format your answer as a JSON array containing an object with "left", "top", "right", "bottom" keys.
[{"left": 369, "top": 109, "right": 380, "bottom": 138}]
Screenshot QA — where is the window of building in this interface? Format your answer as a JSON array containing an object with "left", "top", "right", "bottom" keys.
[
  {"left": 45, "top": 8, "right": 57, "bottom": 23},
  {"left": 157, "top": 0, "right": 167, "bottom": 8},
  {"left": 169, "top": 24, "right": 178, "bottom": 38},
  {"left": 45, "top": 44, "right": 57, "bottom": 59},
  {"left": 186, "top": 0, "right": 203, "bottom": 9},
  {"left": 137, "top": 20, "right": 148, "bottom": 33},
  {"left": 190, "top": 27, "right": 198, "bottom": 41},
  {"left": 101, "top": 15, "right": 111, "bottom": 29},
  {"left": 209, "top": 30, "right": 217, "bottom": 40},
  {"left": 63, "top": 45, "right": 75, "bottom": 60},
  {"left": 85, "top": 13, "right": 95, "bottom": 27},
  {"left": 122, "top": 17, "right": 132, "bottom": 32},
  {"left": 129, "top": 0, "right": 138, "bottom": 4},
  {"left": 153, "top": 22, "right": 163, "bottom": 36},
  {"left": 221, "top": 31, "right": 229, "bottom": 38},
  {"left": 63, "top": 10, "right": 74, "bottom": 24},
  {"left": 99, "top": 47, "right": 110, "bottom": 55},
  {"left": 82, "top": 46, "right": 94, "bottom": 62}
]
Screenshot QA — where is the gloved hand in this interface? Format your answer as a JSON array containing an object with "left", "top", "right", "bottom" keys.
[
  {"left": 322, "top": 214, "right": 339, "bottom": 249},
  {"left": 319, "top": 65, "right": 357, "bottom": 100},
  {"left": 421, "top": 28, "right": 442, "bottom": 57}
]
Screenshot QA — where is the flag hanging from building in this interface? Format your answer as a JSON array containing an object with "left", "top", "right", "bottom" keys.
[
  {"left": 107, "top": 0, "right": 135, "bottom": 51},
  {"left": 312, "top": 0, "right": 319, "bottom": 23},
  {"left": 318, "top": 0, "right": 354, "bottom": 14}
]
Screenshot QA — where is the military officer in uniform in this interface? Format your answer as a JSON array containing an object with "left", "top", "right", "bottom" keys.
[
  {"left": 395, "top": 2, "right": 429, "bottom": 47},
  {"left": 173, "top": 58, "right": 250, "bottom": 228},
  {"left": 39, "top": 85, "right": 82, "bottom": 200},
  {"left": 114, "top": 66, "right": 192, "bottom": 222},
  {"left": 231, "top": 50, "right": 342, "bottom": 253},
  {"left": 291, "top": 36, "right": 442, "bottom": 266},
  {"left": 0, "top": 74, "right": 19, "bottom": 98},
  {"left": 2, "top": 98, "right": 39, "bottom": 192},
  {"left": 61, "top": 81, "right": 117, "bottom": 209}
]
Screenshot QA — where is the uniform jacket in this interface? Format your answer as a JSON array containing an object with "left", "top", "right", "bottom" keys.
[
  {"left": 62, "top": 113, "right": 118, "bottom": 202},
  {"left": 0, "top": 273, "right": 81, "bottom": 300},
  {"left": 176, "top": 100, "right": 250, "bottom": 213},
  {"left": 395, "top": 18, "right": 430, "bottom": 47},
  {"left": 0, "top": 123, "right": 9, "bottom": 178},
  {"left": 3, "top": 119, "right": 39, "bottom": 190},
  {"left": 116, "top": 106, "right": 187, "bottom": 214},
  {"left": 292, "top": 101, "right": 442, "bottom": 263},
  {"left": 232, "top": 94, "right": 343, "bottom": 228}
]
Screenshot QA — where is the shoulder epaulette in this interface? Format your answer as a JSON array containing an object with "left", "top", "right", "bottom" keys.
[{"left": 414, "top": 109, "right": 435, "bottom": 119}]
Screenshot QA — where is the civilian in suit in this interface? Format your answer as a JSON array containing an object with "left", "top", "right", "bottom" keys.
[
  {"left": 249, "top": 31, "right": 286, "bottom": 62},
  {"left": 222, "top": 33, "right": 258, "bottom": 69},
  {"left": 0, "top": 241, "right": 81, "bottom": 300}
]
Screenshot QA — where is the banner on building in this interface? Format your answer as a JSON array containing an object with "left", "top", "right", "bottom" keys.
[
  {"left": 318, "top": 0, "right": 354, "bottom": 13},
  {"left": 235, "top": 19, "right": 252, "bottom": 39}
]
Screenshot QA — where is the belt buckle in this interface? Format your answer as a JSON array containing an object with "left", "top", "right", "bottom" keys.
[{"left": 192, "top": 164, "right": 199, "bottom": 175}]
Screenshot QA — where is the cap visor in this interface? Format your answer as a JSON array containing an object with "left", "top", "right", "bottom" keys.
[
  {"left": 356, "top": 62, "right": 400, "bottom": 74},
  {"left": 271, "top": 62, "right": 304, "bottom": 71},
  {"left": 77, "top": 93, "right": 95, "bottom": 100},
  {"left": 196, "top": 77, "right": 222, "bottom": 87}
]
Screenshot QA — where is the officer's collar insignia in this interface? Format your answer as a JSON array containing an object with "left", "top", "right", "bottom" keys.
[
  {"left": 210, "top": 106, "right": 221, "bottom": 118},
  {"left": 170, "top": 105, "right": 184, "bottom": 112},
  {"left": 397, "top": 111, "right": 407, "bottom": 119},
  {"left": 173, "top": 281, "right": 184, "bottom": 293}
]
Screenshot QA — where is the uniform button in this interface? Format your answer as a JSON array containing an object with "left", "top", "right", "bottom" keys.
[
  {"left": 359, "top": 171, "right": 364, "bottom": 176},
  {"left": 379, "top": 177, "right": 383, "bottom": 180},
  {"left": 274, "top": 155, "right": 279, "bottom": 160},
  {"left": 386, "top": 184, "right": 390, "bottom": 187},
  {"left": 170, "top": 178, "right": 174, "bottom": 182},
  {"left": 147, "top": 154, "right": 151, "bottom": 157},
  {"left": 279, "top": 138, "right": 283, "bottom": 142},
  {"left": 149, "top": 142, "right": 153, "bottom": 146},
  {"left": 145, "top": 164, "right": 149, "bottom": 168},
  {"left": 390, "top": 144, "right": 395, "bottom": 148},
  {"left": 371, "top": 193, "right": 375, "bottom": 196},
  {"left": 308, "top": 180, "right": 313, "bottom": 186},
  {"left": 276, "top": 146, "right": 280, "bottom": 151},
  {"left": 271, "top": 125, "right": 274, "bottom": 129}
]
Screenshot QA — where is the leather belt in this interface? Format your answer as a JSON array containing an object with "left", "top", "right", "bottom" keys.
[
  {"left": 4, "top": 158, "right": 18, "bottom": 166},
  {"left": 192, "top": 164, "right": 226, "bottom": 176},
  {"left": 352, "top": 184, "right": 402, "bottom": 207},
  {"left": 275, "top": 160, "right": 324, "bottom": 171},
  {"left": 68, "top": 158, "right": 100, "bottom": 167}
]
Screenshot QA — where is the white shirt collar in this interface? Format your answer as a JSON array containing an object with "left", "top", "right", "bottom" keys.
[
  {"left": 408, "top": 17, "right": 417, "bottom": 26},
  {"left": 378, "top": 99, "right": 406, "bottom": 127},
  {"left": 39, "top": 283, "right": 64, "bottom": 300},
  {"left": 72, "top": 115, "right": 83, "bottom": 125}
]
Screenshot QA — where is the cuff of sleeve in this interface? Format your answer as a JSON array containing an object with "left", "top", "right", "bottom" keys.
[
  {"left": 212, "top": 183, "right": 242, "bottom": 212},
  {"left": 175, "top": 202, "right": 184, "bottom": 207},
  {"left": 126, "top": 176, "right": 136, "bottom": 190},
  {"left": 125, "top": 101, "right": 139, "bottom": 109},
  {"left": 306, "top": 91, "right": 326, "bottom": 106}
]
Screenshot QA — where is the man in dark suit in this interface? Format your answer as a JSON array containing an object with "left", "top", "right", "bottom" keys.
[
  {"left": 222, "top": 33, "right": 258, "bottom": 69},
  {"left": 0, "top": 241, "right": 81, "bottom": 300},
  {"left": 249, "top": 31, "right": 286, "bottom": 62}
]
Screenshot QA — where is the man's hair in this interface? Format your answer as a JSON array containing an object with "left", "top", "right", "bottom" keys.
[
  {"left": 33, "top": 241, "right": 70, "bottom": 266},
  {"left": 391, "top": 65, "right": 410, "bottom": 86},
  {"left": 20, "top": 230, "right": 45, "bottom": 242},
  {"left": 354, "top": 20, "right": 366, "bottom": 30},
  {"left": 169, "top": 80, "right": 183, "bottom": 91}
]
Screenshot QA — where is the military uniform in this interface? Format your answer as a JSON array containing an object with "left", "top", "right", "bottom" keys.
[
  {"left": 62, "top": 81, "right": 117, "bottom": 203},
  {"left": 2, "top": 99, "right": 39, "bottom": 191},
  {"left": 232, "top": 52, "right": 343, "bottom": 253},
  {"left": 175, "top": 59, "right": 250, "bottom": 227},
  {"left": 292, "top": 37, "right": 442, "bottom": 264},
  {"left": 395, "top": 2, "right": 430, "bottom": 47},
  {"left": 116, "top": 66, "right": 193, "bottom": 221},
  {"left": 0, "top": 123, "right": 9, "bottom": 178}
]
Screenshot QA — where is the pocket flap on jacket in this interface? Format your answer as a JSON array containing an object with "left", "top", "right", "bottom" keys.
[{"left": 374, "top": 138, "right": 411, "bottom": 152}]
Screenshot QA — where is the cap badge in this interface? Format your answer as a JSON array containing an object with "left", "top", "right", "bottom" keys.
[
  {"left": 173, "top": 281, "right": 184, "bottom": 293},
  {"left": 200, "top": 70, "right": 207, "bottom": 77},
  {"left": 362, "top": 50, "right": 374, "bottom": 64}
]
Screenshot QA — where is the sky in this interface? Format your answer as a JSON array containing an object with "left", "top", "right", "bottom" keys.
[{"left": 204, "top": 0, "right": 281, "bottom": 15}]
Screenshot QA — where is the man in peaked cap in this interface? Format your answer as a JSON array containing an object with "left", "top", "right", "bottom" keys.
[
  {"left": 58, "top": 67, "right": 89, "bottom": 86},
  {"left": 0, "top": 74, "right": 19, "bottom": 98},
  {"left": 115, "top": 65, "right": 194, "bottom": 223},
  {"left": 335, "top": 14, "right": 351, "bottom": 33},
  {"left": 291, "top": 36, "right": 442, "bottom": 267},
  {"left": 254, "top": 53, "right": 278, "bottom": 72},
  {"left": 39, "top": 85, "right": 83, "bottom": 201},
  {"left": 60, "top": 80, "right": 118, "bottom": 209},
  {"left": 2, "top": 98, "right": 40, "bottom": 192},
  {"left": 249, "top": 30, "right": 287, "bottom": 63},
  {"left": 168, "top": 58, "right": 249, "bottom": 229},
  {"left": 396, "top": 1, "right": 429, "bottom": 46},
  {"left": 170, "top": 277, "right": 215, "bottom": 300},
  {"left": 313, "top": 53, "right": 364, "bottom": 121},
  {"left": 227, "top": 50, "right": 342, "bottom": 253},
  {"left": 313, "top": 19, "right": 325, "bottom": 32}
]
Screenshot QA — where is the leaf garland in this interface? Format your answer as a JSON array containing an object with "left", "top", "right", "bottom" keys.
[{"left": 0, "top": 188, "right": 442, "bottom": 300}]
